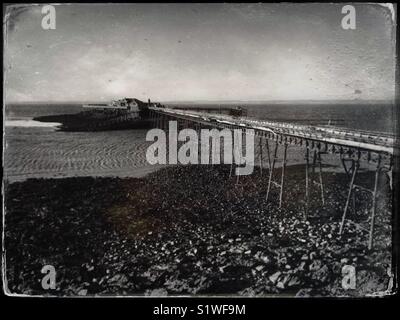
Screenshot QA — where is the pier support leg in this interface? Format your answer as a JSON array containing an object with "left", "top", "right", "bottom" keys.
[
  {"left": 266, "top": 141, "right": 278, "bottom": 202},
  {"left": 279, "top": 144, "right": 288, "bottom": 208},
  {"left": 210, "top": 129, "right": 214, "bottom": 168},
  {"left": 259, "top": 136, "right": 263, "bottom": 176},
  {"left": 368, "top": 158, "right": 381, "bottom": 250},
  {"left": 197, "top": 123, "right": 201, "bottom": 160},
  {"left": 312, "top": 150, "right": 317, "bottom": 174},
  {"left": 236, "top": 129, "right": 243, "bottom": 185},
  {"left": 339, "top": 160, "right": 359, "bottom": 235},
  {"left": 341, "top": 157, "right": 356, "bottom": 212},
  {"left": 266, "top": 139, "right": 272, "bottom": 171},
  {"left": 305, "top": 148, "right": 310, "bottom": 220},
  {"left": 318, "top": 152, "right": 325, "bottom": 205},
  {"left": 229, "top": 125, "right": 234, "bottom": 177}
]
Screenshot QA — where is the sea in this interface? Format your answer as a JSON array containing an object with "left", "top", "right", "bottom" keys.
[{"left": 4, "top": 102, "right": 397, "bottom": 182}]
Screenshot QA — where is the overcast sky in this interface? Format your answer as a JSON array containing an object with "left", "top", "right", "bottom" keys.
[{"left": 4, "top": 3, "right": 396, "bottom": 103}]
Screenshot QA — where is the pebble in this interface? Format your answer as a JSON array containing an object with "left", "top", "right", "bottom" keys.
[
  {"left": 269, "top": 271, "right": 281, "bottom": 283},
  {"left": 5, "top": 165, "right": 391, "bottom": 296},
  {"left": 255, "top": 265, "right": 264, "bottom": 271},
  {"left": 78, "top": 289, "right": 87, "bottom": 296}
]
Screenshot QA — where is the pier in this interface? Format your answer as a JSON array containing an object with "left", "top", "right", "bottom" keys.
[{"left": 148, "top": 106, "right": 398, "bottom": 250}]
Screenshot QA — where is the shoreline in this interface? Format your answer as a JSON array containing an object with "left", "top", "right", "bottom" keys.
[
  {"left": 4, "top": 164, "right": 167, "bottom": 183},
  {"left": 33, "top": 112, "right": 152, "bottom": 132},
  {"left": 4, "top": 164, "right": 392, "bottom": 296},
  {"left": 4, "top": 150, "right": 385, "bottom": 184}
]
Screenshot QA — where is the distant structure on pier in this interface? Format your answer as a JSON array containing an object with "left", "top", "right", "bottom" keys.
[
  {"left": 83, "top": 98, "right": 150, "bottom": 119},
  {"left": 230, "top": 106, "right": 247, "bottom": 117},
  {"left": 79, "top": 98, "right": 154, "bottom": 130},
  {"left": 171, "top": 105, "right": 247, "bottom": 117}
]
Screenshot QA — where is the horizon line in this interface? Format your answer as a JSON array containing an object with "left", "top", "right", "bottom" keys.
[{"left": 5, "top": 98, "right": 395, "bottom": 105}]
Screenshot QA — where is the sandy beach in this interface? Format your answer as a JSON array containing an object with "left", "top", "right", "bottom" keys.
[
  {"left": 4, "top": 127, "right": 162, "bottom": 182},
  {"left": 5, "top": 124, "right": 381, "bottom": 184}
]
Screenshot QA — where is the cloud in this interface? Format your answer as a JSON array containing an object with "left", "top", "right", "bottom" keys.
[{"left": 4, "top": 3, "right": 396, "bottom": 102}]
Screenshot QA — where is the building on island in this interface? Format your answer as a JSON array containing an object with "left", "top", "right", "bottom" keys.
[{"left": 83, "top": 98, "right": 149, "bottom": 119}]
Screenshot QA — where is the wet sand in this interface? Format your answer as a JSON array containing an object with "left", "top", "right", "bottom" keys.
[
  {"left": 4, "top": 125, "right": 380, "bottom": 183},
  {"left": 4, "top": 127, "right": 161, "bottom": 182}
]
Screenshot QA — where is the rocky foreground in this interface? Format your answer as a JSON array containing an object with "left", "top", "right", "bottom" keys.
[{"left": 4, "top": 165, "right": 393, "bottom": 296}]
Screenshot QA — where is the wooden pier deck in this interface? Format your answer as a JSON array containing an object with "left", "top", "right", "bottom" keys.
[{"left": 149, "top": 106, "right": 397, "bottom": 159}]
